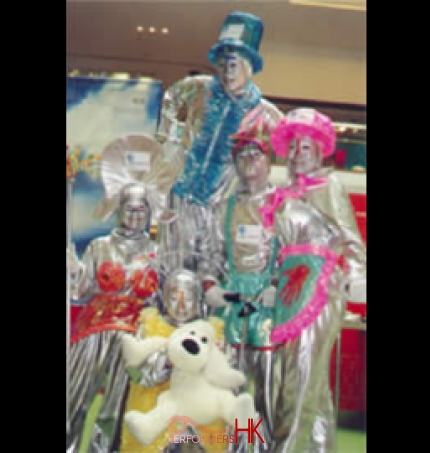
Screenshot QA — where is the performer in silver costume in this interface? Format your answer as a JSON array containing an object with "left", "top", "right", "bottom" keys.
[
  {"left": 270, "top": 107, "right": 367, "bottom": 303},
  {"left": 201, "top": 117, "right": 348, "bottom": 453},
  {"left": 66, "top": 134, "right": 175, "bottom": 453},
  {"left": 156, "top": 11, "right": 282, "bottom": 271},
  {"left": 251, "top": 109, "right": 367, "bottom": 453},
  {"left": 118, "top": 268, "right": 229, "bottom": 453},
  {"left": 66, "top": 182, "right": 160, "bottom": 453}
]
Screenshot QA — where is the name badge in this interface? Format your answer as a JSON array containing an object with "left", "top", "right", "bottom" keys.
[
  {"left": 125, "top": 151, "right": 150, "bottom": 172},
  {"left": 235, "top": 224, "right": 262, "bottom": 245}
]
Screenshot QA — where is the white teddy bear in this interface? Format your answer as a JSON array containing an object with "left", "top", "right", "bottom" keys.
[{"left": 121, "top": 318, "right": 256, "bottom": 445}]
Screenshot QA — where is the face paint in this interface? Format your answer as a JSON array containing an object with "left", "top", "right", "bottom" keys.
[
  {"left": 288, "top": 136, "right": 323, "bottom": 176},
  {"left": 164, "top": 270, "right": 201, "bottom": 323},
  {"left": 234, "top": 142, "right": 270, "bottom": 194},
  {"left": 117, "top": 184, "right": 150, "bottom": 235},
  {"left": 119, "top": 201, "right": 149, "bottom": 232},
  {"left": 215, "top": 51, "right": 250, "bottom": 94}
]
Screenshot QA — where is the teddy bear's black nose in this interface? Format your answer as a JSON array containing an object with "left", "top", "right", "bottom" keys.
[{"left": 182, "top": 339, "right": 200, "bottom": 355}]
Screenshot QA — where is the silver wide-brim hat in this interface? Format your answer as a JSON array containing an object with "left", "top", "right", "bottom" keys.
[{"left": 94, "top": 133, "right": 177, "bottom": 220}]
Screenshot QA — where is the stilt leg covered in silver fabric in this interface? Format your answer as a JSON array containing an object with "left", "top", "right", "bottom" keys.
[{"left": 67, "top": 330, "right": 129, "bottom": 452}]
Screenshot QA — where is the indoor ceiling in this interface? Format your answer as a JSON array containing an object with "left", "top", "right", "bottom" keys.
[
  {"left": 66, "top": 1, "right": 366, "bottom": 128},
  {"left": 66, "top": 0, "right": 366, "bottom": 75}
]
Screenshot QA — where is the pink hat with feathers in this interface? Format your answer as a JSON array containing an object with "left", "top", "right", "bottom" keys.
[{"left": 271, "top": 108, "right": 336, "bottom": 158}]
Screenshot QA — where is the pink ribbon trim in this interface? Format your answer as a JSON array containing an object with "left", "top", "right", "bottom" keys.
[
  {"left": 259, "top": 175, "right": 328, "bottom": 229},
  {"left": 270, "top": 244, "right": 338, "bottom": 345}
]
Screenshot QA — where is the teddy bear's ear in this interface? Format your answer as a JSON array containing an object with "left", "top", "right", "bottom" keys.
[{"left": 202, "top": 345, "right": 246, "bottom": 390}]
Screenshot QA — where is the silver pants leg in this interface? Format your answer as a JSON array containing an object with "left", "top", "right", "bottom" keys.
[
  {"left": 273, "top": 294, "right": 345, "bottom": 453},
  {"left": 227, "top": 293, "right": 345, "bottom": 453},
  {"left": 226, "top": 348, "right": 276, "bottom": 453},
  {"left": 66, "top": 330, "right": 129, "bottom": 453}
]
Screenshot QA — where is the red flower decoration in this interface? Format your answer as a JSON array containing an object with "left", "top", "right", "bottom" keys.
[
  {"left": 96, "top": 261, "right": 126, "bottom": 292},
  {"left": 130, "top": 267, "right": 159, "bottom": 298}
]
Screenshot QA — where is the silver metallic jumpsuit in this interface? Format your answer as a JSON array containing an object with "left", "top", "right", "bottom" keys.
[
  {"left": 265, "top": 107, "right": 366, "bottom": 452},
  {"left": 67, "top": 186, "right": 159, "bottom": 453},
  {"left": 298, "top": 168, "right": 366, "bottom": 303},
  {"left": 268, "top": 197, "right": 346, "bottom": 453}
]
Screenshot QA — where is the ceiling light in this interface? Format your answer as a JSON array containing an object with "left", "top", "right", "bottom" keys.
[
  {"left": 148, "top": 26, "right": 156, "bottom": 33},
  {"left": 334, "top": 122, "right": 366, "bottom": 131},
  {"left": 161, "top": 27, "right": 169, "bottom": 34},
  {"left": 111, "top": 72, "right": 130, "bottom": 80},
  {"left": 136, "top": 26, "right": 144, "bottom": 32},
  {"left": 289, "top": 0, "right": 366, "bottom": 12}
]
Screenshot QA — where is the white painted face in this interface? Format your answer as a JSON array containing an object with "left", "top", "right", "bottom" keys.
[
  {"left": 288, "top": 136, "right": 323, "bottom": 176},
  {"left": 234, "top": 142, "right": 270, "bottom": 194},
  {"left": 215, "top": 50, "right": 251, "bottom": 94}
]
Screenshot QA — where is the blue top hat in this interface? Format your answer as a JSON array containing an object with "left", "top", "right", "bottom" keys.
[{"left": 208, "top": 11, "right": 264, "bottom": 74}]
